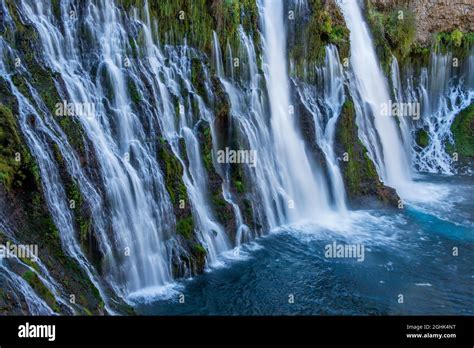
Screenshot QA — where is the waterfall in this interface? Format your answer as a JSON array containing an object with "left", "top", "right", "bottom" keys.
[
  {"left": 391, "top": 51, "right": 474, "bottom": 174},
  {"left": 257, "top": 0, "right": 331, "bottom": 222},
  {"left": 0, "top": 35, "right": 116, "bottom": 312},
  {"left": 2, "top": 0, "right": 471, "bottom": 314},
  {"left": 0, "top": 261, "right": 55, "bottom": 315},
  {"left": 137, "top": 7, "right": 231, "bottom": 267},
  {"left": 294, "top": 45, "right": 348, "bottom": 212},
  {"left": 339, "top": 0, "right": 412, "bottom": 190},
  {"left": 18, "top": 0, "right": 176, "bottom": 299},
  {"left": 213, "top": 29, "right": 287, "bottom": 230}
]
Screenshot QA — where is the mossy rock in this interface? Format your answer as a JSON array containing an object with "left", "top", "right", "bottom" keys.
[
  {"left": 0, "top": 103, "right": 39, "bottom": 191},
  {"left": 415, "top": 129, "right": 429, "bottom": 148},
  {"left": 22, "top": 270, "right": 60, "bottom": 313},
  {"left": 335, "top": 99, "right": 399, "bottom": 206},
  {"left": 289, "top": 1, "right": 350, "bottom": 80},
  {"left": 119, "top": 0, "right": 259, "bottom": 57},
  {"left": 197, "top": 121, "right": 236, "bottom": 237},
  {"left": 450, "top": 103, "right": 474, "bottom": 157},
  {"left": 435, "top": 31, "right": 474, "bottom": 57},
  {"left": 365, "top": 5, "right": 416, "bottom": 73},
  {"left": 157, "top": 139, "right": 189, "bottom": 208},
  {"left": 191, "top": 243, "right": 207, "bottom": 272},
  {"left": 176, "top": 216, "right": 194, "bottom": 239}
]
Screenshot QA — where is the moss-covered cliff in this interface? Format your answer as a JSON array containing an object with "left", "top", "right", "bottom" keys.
[
  {"left": 335, "top": 100, "right": 399, "bottom": 206},
  {"left": 449, "top": 103, "right": 474, "bottom": 160},
  {"left": 288, "top": 0, "right": 350, "bottom": 81}
]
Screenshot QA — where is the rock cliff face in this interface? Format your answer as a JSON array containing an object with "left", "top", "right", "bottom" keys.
[
  {"left": 0, "top": 0, "right": 471, "bottom": 315},
  {"left": 369, "top": 0, "right": 473, "bottom": 45}
]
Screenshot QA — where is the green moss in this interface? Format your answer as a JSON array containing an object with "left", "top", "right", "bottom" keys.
[
  {"left": 0, "top": 103, "right": 40, "bottom": 191},
  {"left": 119, "top": 0, "right": 259, "bottom": 56},
  {"left": 450, "top": 29, "right": 464, "bottom": 47},
  {"left": 22, "top": 270, "right": 60, "bottom": 313},
  {"left": 157, "top": 138, "right": 196, "bottom": 242},
  {"left": 191, "top": 58, "right": 207, "bottom": 99},
  {"left": 197, "top": 122, "right": 236, "bottom": 232},
  {"left": 4, "top": 4, "right": 86, "bottom": 157},
  {"left": 336, "top": 100, "right": 381, "bottom": 197},
  {"left": 127, "top": 78, "right": 142, "bottom": 105},
  {"left": 158, "top": 140, "right": 188, "bottom": 206},
  {"left": 19, "top": 257, "right": 41, "bottom": 273},
  {"left": 242, "top": 198, "right": 255, "bottom": 229},
  {"left": 201, "top": 127, "right": 214, "bottom": 172},
  {"left": 65, "top": 180, "right": 93, "bottom": 246},
  {"left": 450, "top": 103, "right": 474, "bottom": 157},
  {"left": 365, "top": 5, "right": 416, "bottom": 73},
  {"left": 176, "top": 216, "right": 194, "bottom": 239},
  {"left": 384, "top": 9, "right": 416, "bottom": 59},
  {"left": 193, "top": 243, "right": 206, "bottom": 255},
  {"left": 415, "top": 129, "right": 429, "bottom": 148},
  {"left": 0, "top": 104, "right": 21, "bottom": 189},
  {"left": 436, "top": 31, "right": 474, "bottom": 56},
  {"left": 50, "top": 0, "right": 62, "bottom": 21},
  {"left": 405, "top": 43, "right": 431, "bottom": 67},
  {"left": 191, "top": 243, "right": 207, "bottom": 271},
  {"left": 234, "top": 180, "right": 244, "bottom": 194},
  {"left": 289, "top": 2, "right": 350, "bottom": 80}
]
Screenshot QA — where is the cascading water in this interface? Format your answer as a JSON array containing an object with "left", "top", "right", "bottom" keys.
[
  {"left": 338, "top": 0, "right": 412, "bottom": 190},
  {"left": 1, "top": 0, "right": 471, "bottom": 316},
  {"left": 391, "top": 51, "right": 474, "bottom": 174},
  {"left": 0, "top": 222, "right": 74, "bottom": 315},
  {"left": 136, "top": 7, "right": 231, "bottom": 267},
  {"left": 1, "top": 0, "right": 348, "bottom": 310},
  {"left": 294, "top": 45, "right": 348, "bottom": 212},
  {"left": 19, "top": 0, "right": 176, "bottom": 299},
  {"left": 0, "top": 36, "right": 114, "bottom": 312},
  {"left": 213, "top": 28, "right": 287, "bottom": 230},
  {"left": 257, "top": 0, "right": 331, "bottom": 222},
  {"left": 0, "top": 261, "right": 55, "bottom": 315}
]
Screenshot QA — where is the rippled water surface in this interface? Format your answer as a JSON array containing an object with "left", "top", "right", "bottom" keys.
[{"left": 136, "top": 175, "right": 474, "bottom": 315}]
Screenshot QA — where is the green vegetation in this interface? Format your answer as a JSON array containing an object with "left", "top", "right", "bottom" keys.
[
  {"left": 65, "top": 180, "right": 92, "bottom": 245},
  {"left": 3, "top": 0, "right": 86, "bottom": 156},
  {"left": 436, "top": 31, "right": 474, "bottom": 56},
  {"left": 234, "top": 180, "right": 244, "bottom": 194},
  {"left": 157, "top": 138, "right": 197, "bottom": 243},
  {"left": 450, "top": 103, "right": 474, "bottom": 157},
  {"left": 290, "top": 0, "right": 350, "bottom": 80},
  {"left": 197, "top": 122, "right": 236, "bottom": 233},
  {"left": 0, "top": 103, "right": 40, "bottom": 191},
  {"left": 176, "top": 216, "right": 194, "bottom": 239},
  {"left": 158, "top": 139, "right": 188, "bottom": 206},
  {"left": 22, "top": 270, "right": 60, "bottom": 313},
  {"left": 336, "top": 100, "right": 376, "bottom": 196},
  {"left": 127, "top": 78, "right": 142, "bottom": 105},
  {"left": 191, "top": 243, "right": 207, "bottom": 272},
  {"left": 191, "top": 58, "right": 205, "bottom": 94},
  {"left": 200, "top": 126, "right": 214, "bottom": 172},
  {"left": 365, "top": 5, "right": 416, "bottom": 73},
  {"left": 415, "top": 129, "right": 429, "bottom": 148},
  {"left": 336, "top": 100, "right": 397, "bottom": 205},
  {"left": 119, "top": 0, "right": 259, "bottom": 56},
  {"left": 366, "top": 2, "right": 474, "bottom": 71},
  {"left": 193, "top": 243, "right": 206, "bottom": 255},
  {"left": 0, "top": 104, "right": 23, "bottom": 189}
]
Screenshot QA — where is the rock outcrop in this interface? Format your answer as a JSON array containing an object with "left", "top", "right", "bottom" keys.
[{"left": 369, "top": 0, "right": 473, "bottom": 45}]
